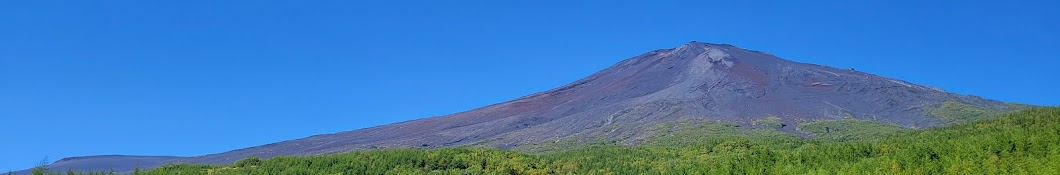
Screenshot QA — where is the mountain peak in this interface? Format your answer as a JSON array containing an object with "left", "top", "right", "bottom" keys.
[
  {"left": 681, "top": 40, "right": 729, "bottom": 47},
  {"left": 673, "top": 41, "right": 730, "bottom": 52},
  {"left": 667, "top": 41, "right": 738, "bottom": 68}
]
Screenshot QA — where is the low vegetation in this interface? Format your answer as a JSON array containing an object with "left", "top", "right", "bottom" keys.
[
  {"left": 751, "top": 115, "right": 785, "bottom": 128},
  {"left": 929, "top": 100, "right": 999, "bottom": 123},
  {"left": 798, "top": 119, "right": 911, "bottom": 141},
  {"left": 26, "top": 107, "right": 1060, "bottom": 174}
]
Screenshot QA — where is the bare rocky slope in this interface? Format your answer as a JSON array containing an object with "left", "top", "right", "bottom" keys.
[{"left": 18, "top": 42, "right": 1014, "bottom": 174}]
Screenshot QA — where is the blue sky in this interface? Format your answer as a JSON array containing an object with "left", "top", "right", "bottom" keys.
[{"left": 1, "top": 0, "right": 1057, "bottom": 171}]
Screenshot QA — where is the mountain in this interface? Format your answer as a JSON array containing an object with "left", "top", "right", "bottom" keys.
[{"left": 16, "top": 41, "right": 1016, "bottom": 174}]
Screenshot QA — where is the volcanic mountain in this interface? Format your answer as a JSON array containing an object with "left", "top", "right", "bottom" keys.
[{"left": 19, "top": 41, "right": 1015, "bottom": 173}]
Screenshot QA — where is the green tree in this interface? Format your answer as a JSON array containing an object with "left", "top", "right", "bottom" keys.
[
  {"left": 30, "top": 157, "right": 48, "bottom": 175},
  {"left": 233, "top": 156, "right": 262, "bottom": 167}
]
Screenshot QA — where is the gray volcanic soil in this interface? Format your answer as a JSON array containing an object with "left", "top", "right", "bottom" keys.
[
  {"left": 12, "top": 156, "right": 180, "bottom": 174},
  {"left": 17, "top": 42, "right": 1013, "bottom": 174}
]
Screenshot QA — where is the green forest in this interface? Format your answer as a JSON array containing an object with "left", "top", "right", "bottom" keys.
[{"left": 22, "top": 107, "right": 1060, "bottom": 175}]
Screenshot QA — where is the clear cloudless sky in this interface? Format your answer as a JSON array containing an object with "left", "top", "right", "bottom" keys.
[{"left": 1, "top": 0, "right": 1058, "bottom": 171}]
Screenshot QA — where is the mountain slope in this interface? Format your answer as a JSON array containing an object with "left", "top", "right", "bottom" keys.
[
  {"left": 130, "top": 107, "right": 1060, "bottom": 174},
  {"left": 20, "top": 42, "right": 1016, "bottom": 173}
]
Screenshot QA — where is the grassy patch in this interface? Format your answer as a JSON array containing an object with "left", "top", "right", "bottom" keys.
[
  {"left": 642, "top": 119, "right": 801, "bottom": 149},
  {"left": 752, "top": 115, "right": 785, "bottom": 128},
  {"left": 929, "top": 100, "right": 997, "bottom": 123},
  {"left": 799, "top": 120, "right": 912, "bottom": 141}
]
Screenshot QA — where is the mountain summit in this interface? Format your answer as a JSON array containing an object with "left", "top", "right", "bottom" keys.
[{"left": 21, "top": 42, "right": 1014, "bottom": 173}]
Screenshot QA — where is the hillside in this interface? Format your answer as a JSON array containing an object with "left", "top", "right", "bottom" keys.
[
  {"left": 24, "top": 107, "right": 1059, "bottom": 174},
  {"left": 15, "top": 42, "right": 1020, "bottom": 173}
]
